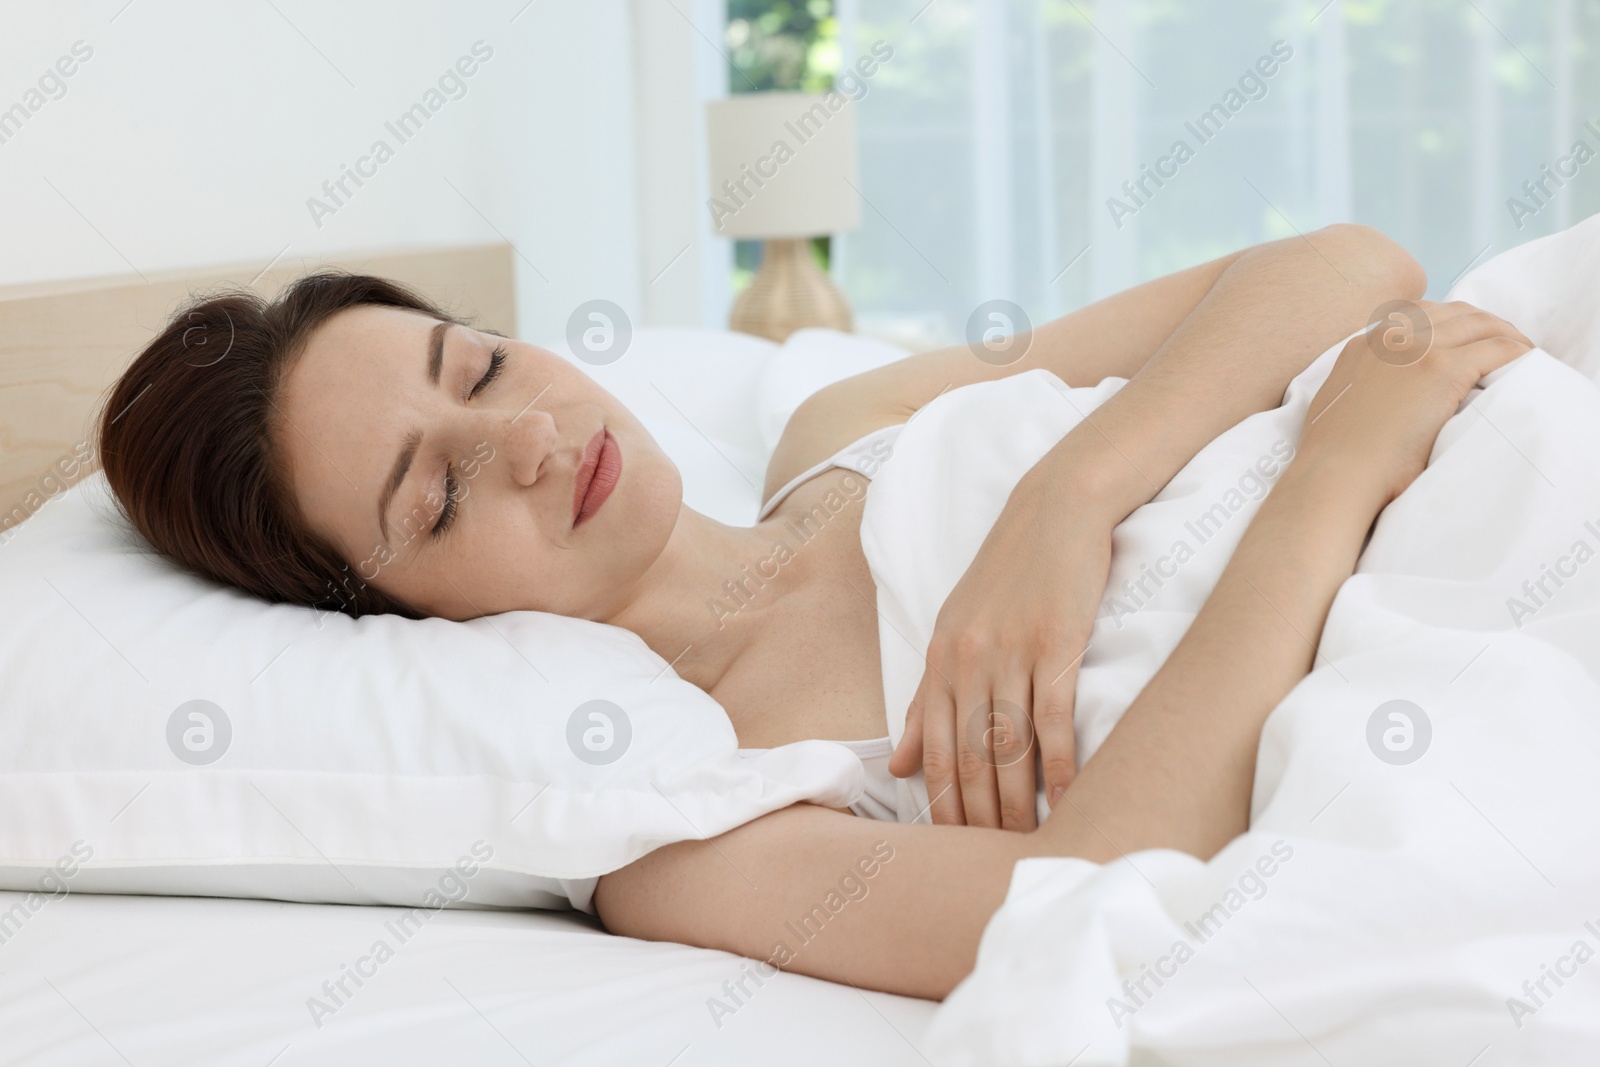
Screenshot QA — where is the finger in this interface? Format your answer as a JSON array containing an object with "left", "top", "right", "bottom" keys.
[
  {"left": 1429, "top": 299, "right": 1476, "bottom": 317},
  {"left": 1480, "top": 312, "right": 1534, "bottom": 349},
  {"left": 990, "top": 674, "right": 1038, "bottom": 832},
  {"left": 888, "top": 671, "right": 928, "bottom": 779},
  {"left": 954, "top": 678, "right": 1002, "bottom": 829},
  {"left": 1432, "top": 307, "right": 1528, "bottom": 350},
  {"left": 1437, "top": 335, "right": 1533, "bottom": 404},
  {"left": 1033, "top": 653, "right": 1080, "bottom": 810},
  {"left": 1409, "top": 301, "right": 1460, "bottom": 337},
  {"left": 1424, "top": 300, "right": 1489, "bottom": 325},
  {"left": 1487, "top": 316, "right": 1534, "bottom": 351},
  {"left": 1419, "top": 301, "right": 1510, "bottom": 345},
  {"left": 1458, "top": 334, "right": 1535, "bottom": 378},
  {"left": 920, "top": 670, "right": 967, "bottom": 826}
]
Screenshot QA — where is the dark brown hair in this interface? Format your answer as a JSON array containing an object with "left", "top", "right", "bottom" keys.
[{"left": 98, "top": 271, "right": 463, "bottom": 619}]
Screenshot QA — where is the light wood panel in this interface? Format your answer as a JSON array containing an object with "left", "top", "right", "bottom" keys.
[{"left": 0, "top": 243, "right": 515, "bottom": 533}]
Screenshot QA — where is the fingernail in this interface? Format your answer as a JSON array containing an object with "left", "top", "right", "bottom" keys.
[{"left": 1050, "top": 785, "right": 1065, "bottom": 805}]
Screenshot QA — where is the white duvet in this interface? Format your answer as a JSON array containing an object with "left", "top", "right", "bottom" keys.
[{"left": 860, "top": 219, "right": 1600, "bottom": 1064}]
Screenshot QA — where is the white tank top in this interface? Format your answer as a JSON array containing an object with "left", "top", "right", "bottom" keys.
[{"left": 741, "top": 421, "right": 906, "bottom": 821}]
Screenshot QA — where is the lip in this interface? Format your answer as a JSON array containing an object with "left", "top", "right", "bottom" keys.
[{"left": 572, "top": 428, "right": 620, "bottom": 527}]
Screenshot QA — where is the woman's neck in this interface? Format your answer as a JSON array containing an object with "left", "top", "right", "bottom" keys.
[{"left": 604, "top": 505, "right": 803, "bottom": 695}]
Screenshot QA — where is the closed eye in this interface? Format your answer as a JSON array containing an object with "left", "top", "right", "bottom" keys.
[
  {"left": 432, "top": 345, "right": 506, "bottom": 540},
  {"left": 431, "top": 468, "right": 460, "bottom": 539},
  {"left": 469, "top": 344, "right": 507, "bottom": 400}
]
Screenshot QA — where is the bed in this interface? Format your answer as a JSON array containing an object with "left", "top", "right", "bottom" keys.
[
  {"left": 0, "top": 891, "right": 935, "bottom": 1064},
  {"left": 10, "top": 223, "right": 1600, "bottom": 1066},
  {"left": 0, "top": 245, "right": 938, "bottom": 1066}
]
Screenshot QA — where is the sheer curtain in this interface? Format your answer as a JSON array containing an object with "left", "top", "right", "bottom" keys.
[{"left": 831, "top": 0, "right": 1600, "bottom": 348}]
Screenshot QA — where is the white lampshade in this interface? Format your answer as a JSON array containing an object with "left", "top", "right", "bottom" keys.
[{"left": 705, "top": 92, "right": 861, "bottom": 240}]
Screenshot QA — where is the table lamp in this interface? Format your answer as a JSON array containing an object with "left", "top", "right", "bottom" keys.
[{"left": 705, "top": 92, "right": 860, "bottom": 342}]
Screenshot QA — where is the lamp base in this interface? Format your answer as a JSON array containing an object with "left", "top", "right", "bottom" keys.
[{"left": 729, "top": 238, "right": 853, "bottom": 344}]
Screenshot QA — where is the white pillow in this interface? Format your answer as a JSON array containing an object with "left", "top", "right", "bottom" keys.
[
  {"left": 756, "top": 328, "right": 912, "bottom": 453},
  {"left": 567, "top": 326, "right": 778, "bottom": 458},
  {"left": 0, "top": 470, "right": 862, "bottom": 915}
]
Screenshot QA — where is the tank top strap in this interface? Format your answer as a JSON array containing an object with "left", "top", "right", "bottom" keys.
[{"left": 757, "top": 422, "right": 905, "bottom": 521}]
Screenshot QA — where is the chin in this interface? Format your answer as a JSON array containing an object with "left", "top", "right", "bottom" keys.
[
  {"left": 632, "top": 450, "right": 682, "bottom": 547},
  {"left": 642, "top": 451, "right": 683, "bottom": 526}
]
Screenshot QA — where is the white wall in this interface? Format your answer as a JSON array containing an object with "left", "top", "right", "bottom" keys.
[
  {"left": 0, "top": 0, "right": 647, "bottom": 345},
  {"left": 629, "top": 0, "right": 731, "bottom": 330}
]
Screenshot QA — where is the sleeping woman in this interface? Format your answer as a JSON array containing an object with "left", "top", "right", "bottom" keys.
[{"left": 96, "top": 225, "right": 1532, "bottom": 1001}]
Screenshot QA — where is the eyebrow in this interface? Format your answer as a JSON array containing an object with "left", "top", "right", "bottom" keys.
[{"left": 376, "top": 320, "right": 453, "bottom": 546}]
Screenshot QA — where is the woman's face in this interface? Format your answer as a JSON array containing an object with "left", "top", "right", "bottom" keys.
[{"left": 276, "top": 305, "right": 683, "bottom": 621}]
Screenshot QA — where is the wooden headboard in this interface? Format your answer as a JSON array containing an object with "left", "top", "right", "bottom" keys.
[{"left": 0, "top": 243, "right": 515, "bottom": 534}]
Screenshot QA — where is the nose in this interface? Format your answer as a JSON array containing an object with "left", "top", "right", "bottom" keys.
[{"left": 500, "top": 404, "right": 557, "bottom": 487}]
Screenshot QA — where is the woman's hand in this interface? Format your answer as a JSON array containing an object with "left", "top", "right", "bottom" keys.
[
  {"left": 887, "top": 459, "right": 1120, "bottom": 831},
  {"left": 879, "top": 230, "right": 1430, "bottom": 834},
  {"left": 1300, "top": 300, "right": 1534, "bottom": 506}
]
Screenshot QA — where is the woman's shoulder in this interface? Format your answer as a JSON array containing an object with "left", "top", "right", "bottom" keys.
[
  {"left": 759, "top": 380, "right": 908, "bottom": 515},
  {"left": 758, "top": 419, "right": 904, "bottom": 522}
]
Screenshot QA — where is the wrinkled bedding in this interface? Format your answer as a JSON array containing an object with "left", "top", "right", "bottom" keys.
[{"left": 861, "top": 231, "right": 1600, "bottom": 1062}]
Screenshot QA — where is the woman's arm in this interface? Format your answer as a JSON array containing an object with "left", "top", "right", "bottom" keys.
[
  {"left": 595, "top": 304, "right": 1533, "bottom": 1001},
  {"left": 763, "top": 223, "right": 1420, "bottom": 506},
  {"left": 597, "top": 447, "right": 1379, "bottom": 1000},
  {"left": 891, "top": 225, "right": 1426, "bottom": 829}
]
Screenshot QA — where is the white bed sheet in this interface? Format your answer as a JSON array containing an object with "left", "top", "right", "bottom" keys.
[{"left": 0, "top": 889, "right": 936, "bottom": 1065}]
